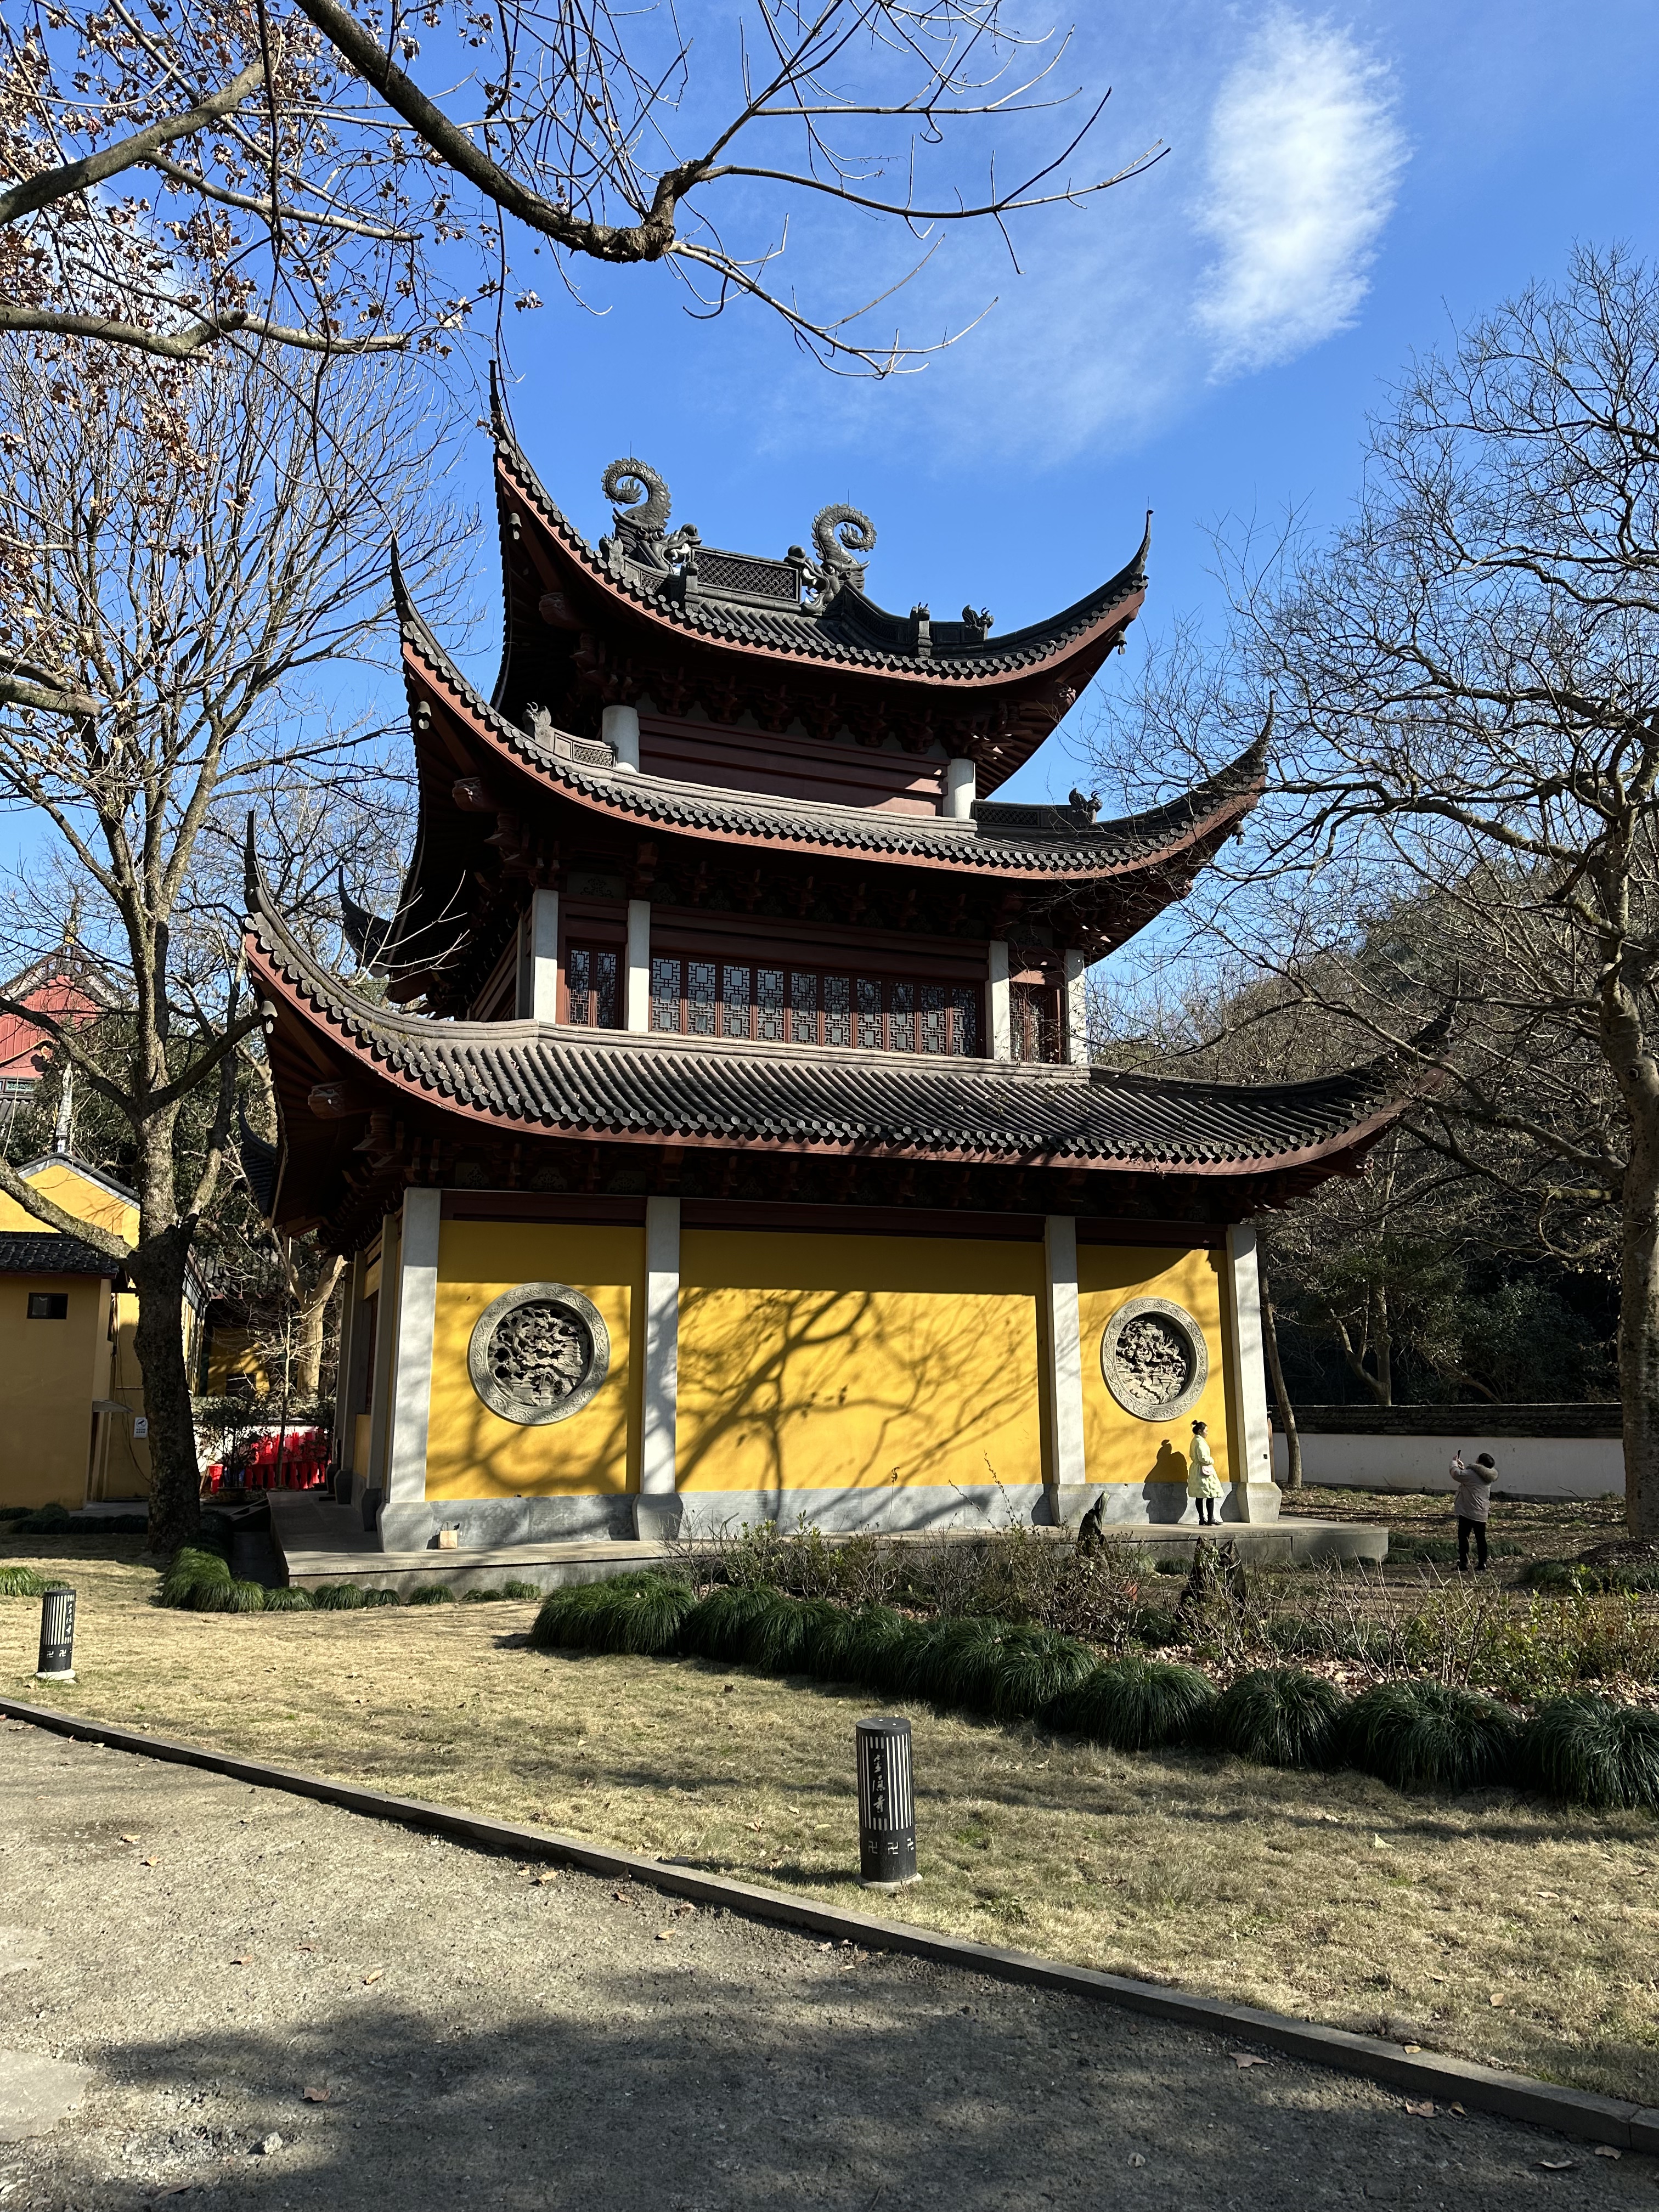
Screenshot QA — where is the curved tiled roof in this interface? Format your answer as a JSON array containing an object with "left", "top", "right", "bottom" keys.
[
  {"left": 496, "top": 430, "right": 1148, "bottom": 687},
  {"left": 399, "top": 594, "right": 1267, "bottom": 883},
  {"left": 0, "top": 1230, "right": 116, "bottom": 1276},
  {"left": 247, "top": 854, "right": 1440, "bottom": 1177}
]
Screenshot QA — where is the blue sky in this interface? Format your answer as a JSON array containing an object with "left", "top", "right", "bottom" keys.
[{"left": 476, "top": 0, "right": 1659, "bottom": 805}]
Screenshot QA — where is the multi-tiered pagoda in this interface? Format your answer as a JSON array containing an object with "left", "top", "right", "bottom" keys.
[{"left": 248, "top": 416, "right": 1428, "bottom": 1551}]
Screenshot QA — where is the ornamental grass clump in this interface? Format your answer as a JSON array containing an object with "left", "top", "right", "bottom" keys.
[
  {"left": 826, "top": 1602, "right": 913, "bottom": 1691},
  {"left": 678, "top": 1582, "right": 777, "bottom": 1663},
  {"left": 528, "top": 1571, "right": 690, "bottom": 1654},
  {"left": 311, "top": 1582, "right": 365, "bottom": 1611},
  {"left": 161, "top": 1547, "right": 233, "bottom": 1609},
  {"left": 1523, "top": 1694, "right": 1659, "bottom": 1810},
  {"left": 407, "top": 1583, "right": 457, "bottom": 1606},
  {"left": 1047, "top": 1655, "right": 1216, "bottom": 1751},
  {"left": 261, "top": 1585, "right": 314, "bottom": 1611},
  {"left": 1210, "top": 1668, "right": 1346, "bottom": 1769},
  {"left": 0, "top": 1564, "right": 46, "bottom": 1598},
  {"left": 749, "top": 1592, "right": 844, "bottom": 1675},
  {"left": 1342, "top": 1680, "right": 1522, "bottom": 1794},
  {"left": 501, "top": 1580, "right": 541, "bottom": 1600}
]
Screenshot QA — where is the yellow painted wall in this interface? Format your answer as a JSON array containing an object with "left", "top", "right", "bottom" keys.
[
  {"left": 202, "top": 1327, "right": 273, "bottom": 1397},
  {"left": 424, "top": 1221, "right": 641, "bottom": 1499},
  {"left": 0, "top": 1273, "right": 112, "bottom": 1508},
  {"left": 1077, "top": 1245, "right": 1234, "bottom": 1491},
  {"left": 675, "top": 1231, "right": 1045, "bottom": 1495}
]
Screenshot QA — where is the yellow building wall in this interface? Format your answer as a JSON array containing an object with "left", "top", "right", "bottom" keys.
[
  {"left": 424, "top": 1221, "right": 641, "bottom": 1499},
  {"left": 1077, "top": 1244, "right": 1234, "bottom": 1491},
  {"left": 0, "top": 1273, "right": 113, "bottom": 1509},
  {"left": 675, "top": 1230, "right": 1046, "bottom": 1494},
  {"left": 202, "top": 1327, "right": 273, "bottom": 1397}
]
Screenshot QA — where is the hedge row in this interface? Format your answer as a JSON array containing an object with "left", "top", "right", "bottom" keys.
[
  {"left": 159, "top": 1536, "right": 540, "bottom": 1614},
  {"left": 0, "top": 1503, "right": 148, "bottom": 1536},
  {"left": 529, "top": 1573, "right": 1659, "bottom": 1813}
]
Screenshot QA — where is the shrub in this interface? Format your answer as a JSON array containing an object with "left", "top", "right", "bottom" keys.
[
  {"left": 312, "top": 1582, "right": 366, "bottom": 1611},
  {"left": 749, "top": 1592, "right": 844, "bottom": 1675},
  {"left": 1048, "top": 1656, "right": 1216, "bottom": 1751},
  {"left": 0, "top": 1564, "right": 46, "bottom": 1598},
  {"left": 261, "top": 1585, "right": 314, "bottom": 1611},
  {"left": 407, "top": 1583, "right": 457, "bottom": 1606},
  {"left": 462, "top": 1586, "right": 507, "bottom": 1602},
  {"left": 826, "top": 1603, "right": 913, "bottom": 1691},
  {"left": 679, "top": 1583, "right": 777, "bottom": 1663},
  {"left": 225, "top": 1579, "right": 268, "bottom": 1613},
  {"left": 1211, "top": 1668, "right": 1346, "bottom": 1768},
  {"left": 1342, "top": 1680, "right": 1522, "bottom": 1793},
  {"left": 362, "top": 1588, "right": 403, "bottom": 1608},
  {"left": 984, "top": 1626, "right": 1096, "bottom": 1722},
  {"left": 1523, "top": 1695, "right": 1659, "bottom": 1810},
  {"left": 528, "top": 1572, "right": 690, "bottom": 1652},
  {"left": 501, "top": 1580, "right": 541, "bottom": 1600},
  {"left": 161, "top": 1547, "right": 232, "bottom": 1607}
]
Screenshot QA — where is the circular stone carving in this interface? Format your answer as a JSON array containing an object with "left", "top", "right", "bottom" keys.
[
  {"left": 467, "top": 1282, "right": 611, "bottom": 1426},
  {"left": 1099, "top": 1296, "right": 1209, "bottom": 1422}
]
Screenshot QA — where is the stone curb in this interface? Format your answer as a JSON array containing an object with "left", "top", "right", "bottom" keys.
[{"left": 4, "top": 1695, "right": 1655, "bottom": 2156}]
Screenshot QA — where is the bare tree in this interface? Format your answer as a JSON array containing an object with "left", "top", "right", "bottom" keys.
[
  {"left": 0, "top": 333, "right": 455, "bottom": 1554},
  {"left": 1093, "top": 246, "right": 1659, "bottom": 1542},
  {"left": 0, "top": 1, "right": 1163, "bottom": 370}
]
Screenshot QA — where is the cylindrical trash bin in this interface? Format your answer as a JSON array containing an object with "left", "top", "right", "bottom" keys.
[
  {"left": 36, "top": 1586, "right": 76, "bottom": 1681},
  {"left": 855, "top": 1714, "right": 917, "bottom": 1888}
]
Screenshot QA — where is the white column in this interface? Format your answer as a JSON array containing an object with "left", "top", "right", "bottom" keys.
[
  {"left": 1042, "top": 1215, "right": 1087, "bottom": 1504},
  {"left": 365, "top": 1212, "right": 400, "bottom": 1491},
  {"left": 516, "top": 887, "right": 558, "bottom": 1020},
  {"left": 988, "top": 940, "right": 1012, "bottom": 1062},
  {"left": 641, "top": 1197, "right": 680, "bottom": 1497},
  {"left": 331, "top": 1249, "right": 368, "bottom": 1485},
  {"left": 943, "top": 757, "right": 976, "bottom": 821},
  {"left": 1222, "top": 1223, "right": 1278, "bottom": 1521},
  {"left": 1064, "top": 947, "right": 1090, "bottom": 1067},
  {"left": 384, "top": 1187, "right": 442, "bottom": 1505},
  {"left": 625, "top": 899, "right": 651, "bottom": 1032},
  {"left": 603, "top": 701, "right": 641, "bottom": 772}
]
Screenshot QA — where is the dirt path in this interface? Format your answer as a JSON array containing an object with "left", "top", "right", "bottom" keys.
[{"left": 0, "top": 1721, "right": 1652, "bottom": 2211}]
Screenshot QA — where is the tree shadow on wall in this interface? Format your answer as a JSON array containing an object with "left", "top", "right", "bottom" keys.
[{"left": 674, "top": 1283, "right": 1041, "bottom": 1516}]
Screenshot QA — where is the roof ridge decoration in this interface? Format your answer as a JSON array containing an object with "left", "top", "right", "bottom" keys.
[
  {"left": 491, "top": 425, "right": 1147, "bottom": 695},
  {"left": 243, "top": 838, "right": 1448, "bottom": 1177}
]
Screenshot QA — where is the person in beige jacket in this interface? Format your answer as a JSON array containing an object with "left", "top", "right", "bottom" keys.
[{"left": 1450, "top": 1449, "right": 1498, "bottom": 1571}]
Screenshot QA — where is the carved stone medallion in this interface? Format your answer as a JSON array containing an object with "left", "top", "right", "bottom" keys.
[
  {"left": 467, "top": 1283, "right": 611, "bottom": 1426},
  {"left": 1099, "top": 1295, "right": 1209, "bottom": 1422}
]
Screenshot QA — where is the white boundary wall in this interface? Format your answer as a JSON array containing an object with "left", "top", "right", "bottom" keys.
[{"left": 1272, "top": 1431, "right": 1623, "bottom": 1500}]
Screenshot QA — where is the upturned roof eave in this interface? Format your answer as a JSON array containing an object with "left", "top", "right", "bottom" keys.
[{"left": 399, "top": 623, "right": 1266, "bottom": 893}]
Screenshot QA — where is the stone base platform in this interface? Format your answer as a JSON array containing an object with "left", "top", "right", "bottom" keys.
[{"left": 269, "top": 1494, "right": 1386, "bottom": 1598}]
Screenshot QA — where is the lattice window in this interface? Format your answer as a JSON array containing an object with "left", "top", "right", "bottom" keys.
[
  {"left": 686, "top": 960, "right": 718, "bottom": 1036},
  {"left": 790, "top": 969, "right": 817, "bottom": 1044},
  {"left": 649, "top": 957, "right": 982, "bottom": 1057},
  {"left": 1011, "top": 981, "right": 1060, "bottom": 1065},
  {"left": 565, "top": 946, "right": 619, "bottom": 1029},
  {"left": 757, "top": 967, "right": 785, "bottom": 1042},
  {"left": 651, "top": 956, "right": 681, "bottom": 1031},
  {"left": 722, "top": 964, "right": 751, "bottom": 1039}
]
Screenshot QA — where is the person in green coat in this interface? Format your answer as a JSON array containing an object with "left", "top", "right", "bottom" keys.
[{"left": 1187, "top": 1419, "right": 1222, "bottom": 1526}]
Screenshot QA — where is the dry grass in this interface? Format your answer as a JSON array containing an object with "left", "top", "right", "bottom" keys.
[{"left": 5, "top": 1536, "right": 1658, "bottom": 2103}]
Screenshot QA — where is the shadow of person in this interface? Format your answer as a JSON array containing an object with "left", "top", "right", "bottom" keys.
[{"left": 1143, "top": 1438, "right": 1190, "bottom": 1523}]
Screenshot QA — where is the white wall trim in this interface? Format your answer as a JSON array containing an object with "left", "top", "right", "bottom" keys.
[
  {"left": 641, "top": 1196, "right": 680, "bottom": 1497},
  {"left": 625, "top": 899, "right": 651, "bottom": 1033},
  {"left": 1223, "top": 1223, "right": 1276, "bottom": 1515},
  {"left": 1063, "top": 947, "right": 1090, "bottom": 1067},
  {"left": 989, "top": 939, "right": 1012, "bottom": 1062},
  {"left": 384, "top": 1188, "right": 442, "bottom": 1504},
  {"left": 1042, "top": 1215, "right": 1087, "bottom": 1491}
]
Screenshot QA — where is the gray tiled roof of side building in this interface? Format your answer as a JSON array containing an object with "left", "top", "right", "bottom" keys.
[{"left": 0, "top": 1231, "right": 117, "bottom": 1276}]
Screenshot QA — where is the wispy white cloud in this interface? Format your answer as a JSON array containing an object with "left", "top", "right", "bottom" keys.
[{"left": 1195, "top": 12, "right": 1406, "bottom": 375}]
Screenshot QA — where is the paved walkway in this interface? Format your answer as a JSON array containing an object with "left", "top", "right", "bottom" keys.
[{"left": 1, "top": 1721, "right": 1648, "bottom": 2210}]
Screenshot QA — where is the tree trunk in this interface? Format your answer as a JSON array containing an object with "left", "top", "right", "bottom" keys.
[
  {"left": 291, "top": 1254, "right": 345, "bottom": 1397},
  {"left": 128, "top": 1226, "right": 201, "bottom": 1558},
  {"left": 1620, "top": 1105, "right": 1659, "bottom": 1541},
  {"left": 1260, "top": 1268, "right": 1302, "bottom": 1489}
]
